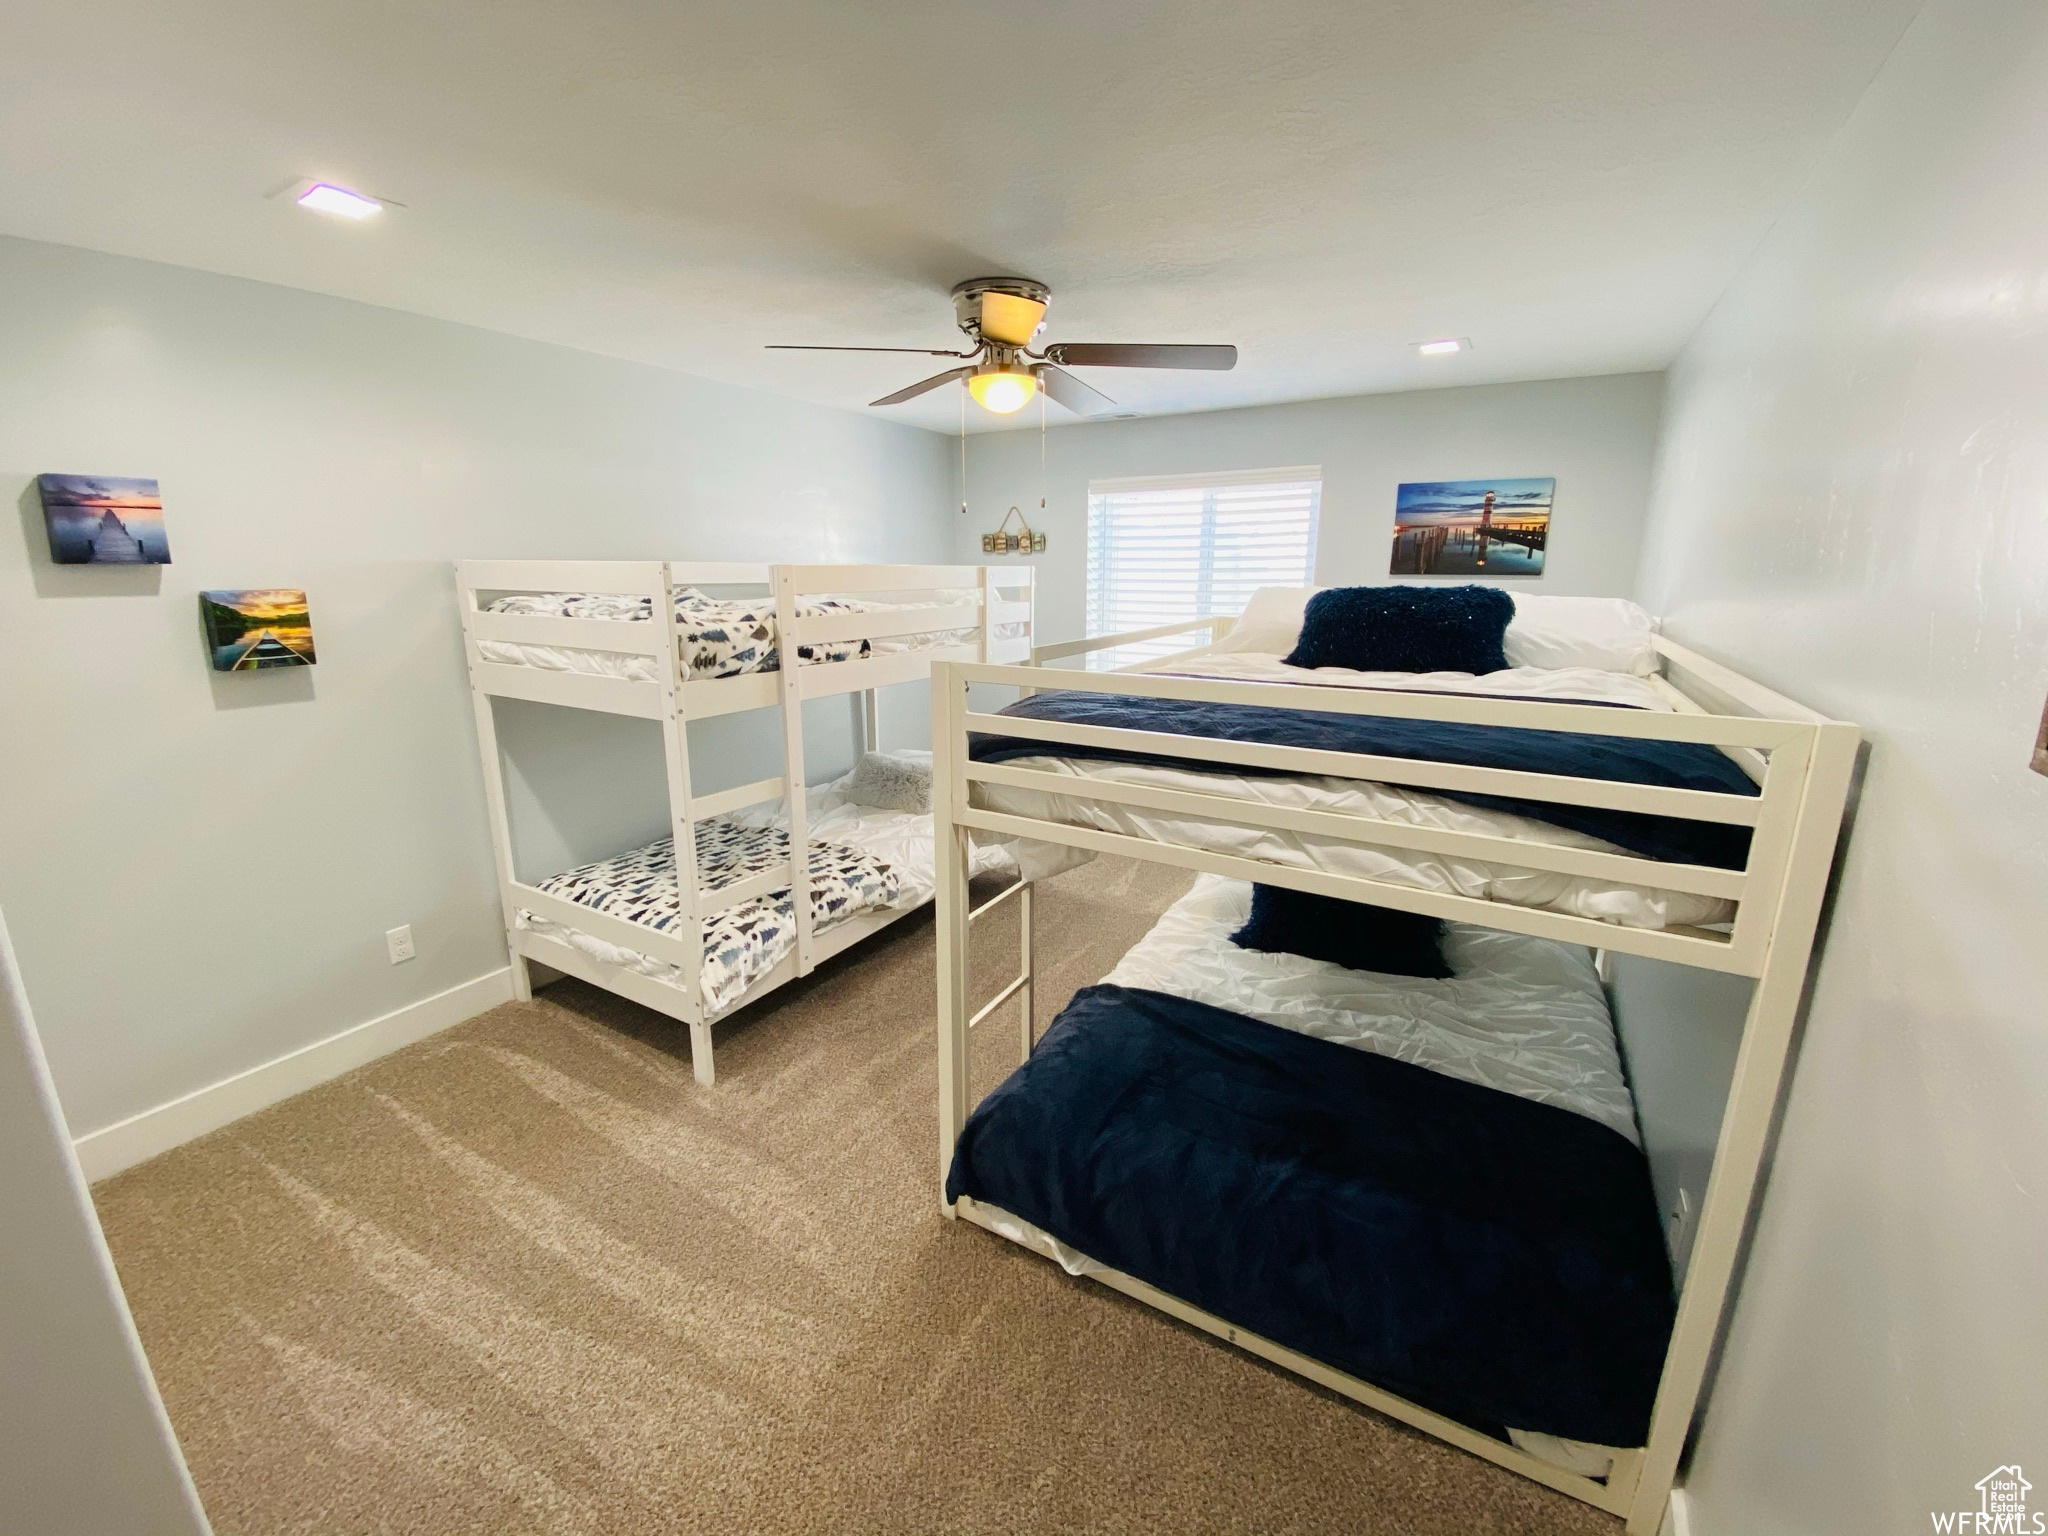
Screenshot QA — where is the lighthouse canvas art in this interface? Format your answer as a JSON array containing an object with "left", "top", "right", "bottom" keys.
[
  {"left": 1390, "top": 477, "right": 1552, "bottom": 577},
  {"left": 37, "top": 474, "right": 173, "bottom": 564}
]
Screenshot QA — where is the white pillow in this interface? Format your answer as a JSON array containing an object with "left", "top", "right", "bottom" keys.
[
  {"left": 1208, "top": 585, "right": 1320, "bottom": 654},
  {"left": 1504, "top": 595, "right": 1659, "bottom": 675}
]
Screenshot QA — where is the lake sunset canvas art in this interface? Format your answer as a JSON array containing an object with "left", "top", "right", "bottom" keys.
[
  {"left": 38, "top": 474, "right": 172, "bottom": 564},
  {"left": 201, "top": 590, "right": 317, "bottom": 671},
  {"left": 1390, "top": 477, "right": 1553, "bottom": 577}
]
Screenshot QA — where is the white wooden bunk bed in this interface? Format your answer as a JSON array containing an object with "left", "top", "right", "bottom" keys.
[
  {"left": 456, "top": 558, "right": 1033, "bottom": 1084},
  {"left": 930, "top": 593, "right": 1857, "bottom": 1534}
]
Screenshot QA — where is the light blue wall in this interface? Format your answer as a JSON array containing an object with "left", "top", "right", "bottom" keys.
[
  {"left": 1629, "top": 1, "right": 2048, "bottom": 1529},
  {"left": 957, "top": 372, "right": 1666, "bottom": 645},
  {"left": 0, "top": 234, "right": 954, "bottom": 1138}
]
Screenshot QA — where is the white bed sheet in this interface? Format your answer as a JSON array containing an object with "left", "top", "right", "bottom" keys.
[
  {"left": 1106, "top": 874, "right": 1636, "bottom": 1140},
  {"left": 976, "top": 873, "right": 1637, "bottom": 1476},
  {"left": 972, "top": 653, "right": 1736, "bottom": 931}
]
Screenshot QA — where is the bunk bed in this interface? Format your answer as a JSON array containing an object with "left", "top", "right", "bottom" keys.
[
  {"left": 457, "top": 559, "right": 1033, "bottom": 1084},
  {"left": 929, "top": 591, "right": 1857, "bottom": 1534}
]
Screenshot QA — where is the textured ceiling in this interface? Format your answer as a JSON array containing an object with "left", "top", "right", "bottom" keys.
[{"left": 0, "top": 0, "right": 1917, "bottom": 432}]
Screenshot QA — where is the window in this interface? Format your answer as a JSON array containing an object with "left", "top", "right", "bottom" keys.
[{"left": 1085, "top": 467, "right": 1321, "bottom": 665}]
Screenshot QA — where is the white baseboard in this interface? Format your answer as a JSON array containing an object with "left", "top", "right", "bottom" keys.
[
  {"left": 1663, "top": 1486, "right": 1694, "bottom": 1536},
  {"left": 72, "top": 967, "right": 515, "bottom": 1182}
]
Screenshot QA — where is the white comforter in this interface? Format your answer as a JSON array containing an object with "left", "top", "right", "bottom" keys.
[{"left": 972, "top": 653, "right": 1734, "bottom": 931}]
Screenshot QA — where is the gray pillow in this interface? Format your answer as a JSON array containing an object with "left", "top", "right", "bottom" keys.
[{"left": 843, "top": 751, "right": 932, "bottom": 813}]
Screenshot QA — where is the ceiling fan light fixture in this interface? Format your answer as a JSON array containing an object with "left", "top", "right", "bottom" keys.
[{"left": 967, "top": 364, "right": 1038, "bottom": 415}]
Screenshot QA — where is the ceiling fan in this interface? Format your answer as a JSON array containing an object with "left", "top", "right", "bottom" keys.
[{"left": 768, "top": 277, "right": 1237, "bottom": 418}]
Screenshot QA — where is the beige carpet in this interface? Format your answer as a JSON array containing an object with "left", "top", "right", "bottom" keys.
[{"left": 94, "top": 859, "right": 1621, "bottom": 1535}]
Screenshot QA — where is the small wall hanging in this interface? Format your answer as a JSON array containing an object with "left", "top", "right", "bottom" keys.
[
  {"left": 202, "top": 589, "right": 317, "bottom": 671},
  {"left": 981, "top": 505, "right": 1047, "bottom": 555},
  {"left": 38, "top": 474, "right": 172, "bottom": 564},
  {"left": 1390, "top": 477, "right": 1553, "bottom": 577}
]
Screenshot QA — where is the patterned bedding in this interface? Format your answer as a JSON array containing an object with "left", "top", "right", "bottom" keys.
[
  {"left": 519, "top": 816, "right": 902, "bottom": 1013},
  {"left": 479, "top": 587, "right": 1009, "bottom": 683},
  {"left": 483, "top": 587, "right": 870, "bottom": 680}
]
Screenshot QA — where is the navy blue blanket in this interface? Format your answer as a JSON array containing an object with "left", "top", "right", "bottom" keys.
[
  {"left": 947, "top": 984, "right": 1675, "bottom": 1447},
  {"left": 970, "top": 690, "right": 1758, "bottom": 869}
]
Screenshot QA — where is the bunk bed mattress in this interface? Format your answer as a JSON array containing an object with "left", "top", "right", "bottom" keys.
[
  {"left": 519, "top": 801, "right": 1011, "bottom": 1010},
  {"left": 477, "top": 589, "right": 1023, "bottom": 683},
  {"left": 517, "top": 818, "right": 901, "bottom": 1014},
  {"left": 947, "top": 900, "right": 1675, "bottom": 1447},
  {"left": 969, "top": 658, "right": 1751, "bottom": 931}
]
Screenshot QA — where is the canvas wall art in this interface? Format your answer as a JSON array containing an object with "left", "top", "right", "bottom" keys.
[
  {"left": 1390, "top": 477, "right": 1553, "bottom": 577},
  {"left": 201, "top": 590, "right": 317, "bottom": 671},
  {"left": 38, "top": 474, "right": 172, "bottom": 564}
]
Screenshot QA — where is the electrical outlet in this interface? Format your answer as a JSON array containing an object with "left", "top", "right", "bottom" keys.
[{"left": 385, "top": 925, "right": 416, "bottom": 964}]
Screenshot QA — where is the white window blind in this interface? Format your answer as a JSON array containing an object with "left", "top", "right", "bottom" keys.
[{"left": 1085, "top": 467, "right": 1321, "bottom": 666}]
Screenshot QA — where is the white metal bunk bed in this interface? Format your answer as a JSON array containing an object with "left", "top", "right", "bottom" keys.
[
  {"left": 930, "top": 606, "right": 1857, "bottom": 1534},
  {"left": 456, "top": 558, "right": 1033, "bottom": 1084}
]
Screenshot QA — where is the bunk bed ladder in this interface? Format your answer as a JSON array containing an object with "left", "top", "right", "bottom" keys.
[
  {"left": 934, "top": 662, "right": 972, "bottom": 1205},
  {"left": 933, "top": 662, "right": 1037, "bottom": 1202}
]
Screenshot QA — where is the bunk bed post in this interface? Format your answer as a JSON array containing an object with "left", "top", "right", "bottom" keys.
[
  {"left": 774, "top": 566, "right": 817, "bottom": 976},
  {"left": 1622, "top": 720, "right": 1860, "bottom": 1535},
  {"left": 655, "top": 563, "right": 713, "bottom": 1085},
  {"left": 1017, "top": 880, "right": 1035, "bottom": 1061},
  {"left": 455, "top": 566, "right": 533, "bottom": 1003},
  {"left": 860, "top": 690, "right": 880, "bottom": 755},
  {"left": 933, "top": 661, "right": 972, "bottom": 1214},
  {"left": 978, "top": 566, "right": 994, "bottom": 664}
]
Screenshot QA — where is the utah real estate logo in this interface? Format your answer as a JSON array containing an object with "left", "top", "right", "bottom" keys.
[{"left": 1934, "top": 1466, "right": 2042, "bottom": 1534}]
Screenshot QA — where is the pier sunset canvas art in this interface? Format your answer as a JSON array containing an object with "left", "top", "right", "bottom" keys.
[
  {"left": 1390, "top": 477, "right": 1553, "bottom": 577},
  {"left": 201, "top": 590, "right": 317, "bottom": 671},
  {"left": 38, "top": 474, "right": 172, "bottom": 564}
]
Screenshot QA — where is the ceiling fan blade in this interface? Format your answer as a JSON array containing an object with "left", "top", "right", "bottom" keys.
[
  {"left": 1036, "top": 364, "right": 1116, "bottom": 417},
  {"left": 977, "top": 292, "right": 1048, "bottom": 347},
  {"left": 768, "top": 344, "right": 977, "bottom": 357},
  {"left": 1041, "top": 342, "right": 1237, "bottom": 371},
  {"left": 870, "top": 366, "right": 973, "bottom": 407}
]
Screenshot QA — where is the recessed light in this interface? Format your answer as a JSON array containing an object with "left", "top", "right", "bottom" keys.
[
  {"left": 1416, "top": 337, "right": 1467, "bottom": 357},
  {"left": 295, "top": 183, "right": 383, "bottom": 219}
]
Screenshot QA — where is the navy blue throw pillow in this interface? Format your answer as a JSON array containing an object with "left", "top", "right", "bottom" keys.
[
  {"left": 1230, "top": 885, "right": 1453, "bottom": 979},
  {"left": 1283, "top": 584, "right": 1513, "bottom": 674}
]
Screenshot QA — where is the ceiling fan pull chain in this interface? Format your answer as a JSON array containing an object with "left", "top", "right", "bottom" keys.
[
  {"left": 959, "top": 383, "right": 968, "bottom": 515},
  {"left": 1040, "top": 385, "right": 1048, "bottom": 517}
]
